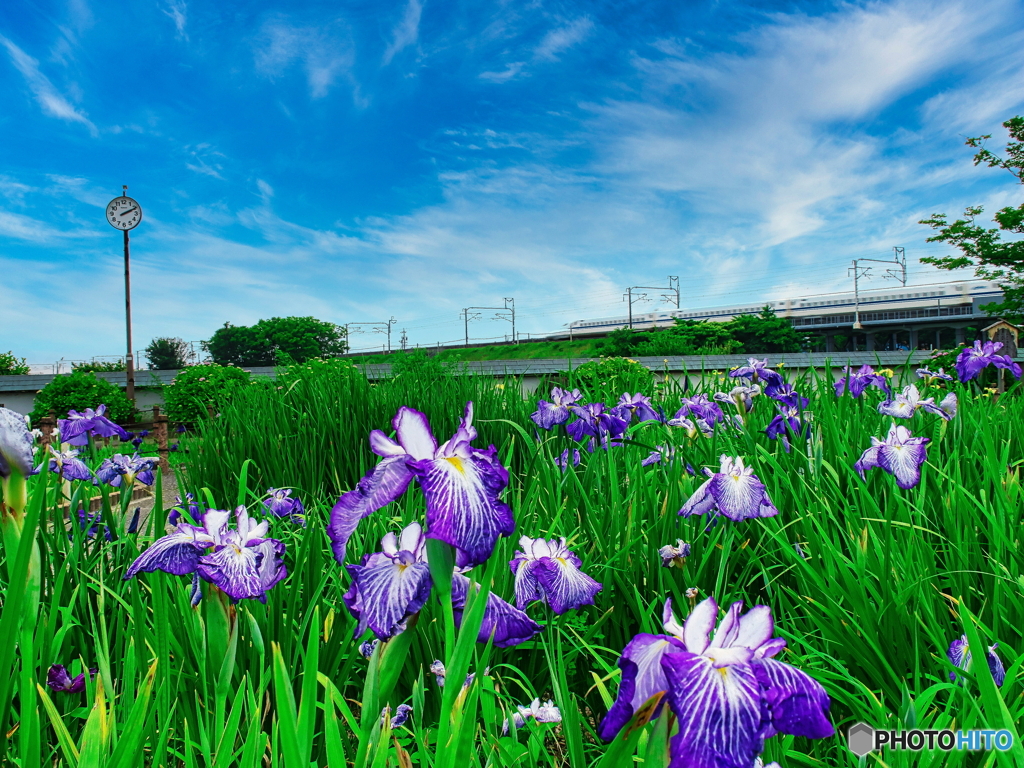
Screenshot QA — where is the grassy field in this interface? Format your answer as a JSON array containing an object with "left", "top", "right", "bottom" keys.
[{"left": 1, "top": 357, "right": 1021, "bottom": 767}]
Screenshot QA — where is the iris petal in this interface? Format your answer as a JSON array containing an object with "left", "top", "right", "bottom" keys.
[
  {"left": 533, "top": 556, "right": 602, "bottom": 614},
  {"left": 394, "top": 406, "right": 437, "bottom": 461},
  {"left": 598, "top": 633, "right": 684, "bottom": 741},
  {"left": 752, "top": 658, "right": 834, "bottom": 740},
  {"left": 661, "top": 650, "right": 768, "bottom": 768},
  {"left": 198, "top": 544, "right": 265, "bottom": 601},
  {"left": 416, "top": 449, "right": 514, "bottom": 569},
  {"left": 450, "top": 573, "right": 542, "bottom": 648},
  {"left": 877, "top": 444, "right": 926, "bottom": 489},
  {"left": 346, "top": 555, "right": 432, "bottom": 639},
  {"left": 125, "top": 526, "right": 213, "bottom": 578},
  {"left": 328, "top": 456, "right": 414, "bottom": 565}
]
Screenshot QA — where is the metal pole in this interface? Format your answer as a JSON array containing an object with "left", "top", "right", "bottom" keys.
[
  {"left": 852, "top": 260, "right": 863, "bottom": 331},
  {"left": 123, "top": 227, "right": 135, "bottom": 403},
  {"left": 463, "top": 309, "right": 468, "bottom": 346},
  {"left": 627, "top": 288, "right": 633, "bottom": 329}
]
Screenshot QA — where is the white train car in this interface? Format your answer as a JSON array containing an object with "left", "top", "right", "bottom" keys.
[{"left": 562, "top": 280, "right": 1003, "bottom": 338}]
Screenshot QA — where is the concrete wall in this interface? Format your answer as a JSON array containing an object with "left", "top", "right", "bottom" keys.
[{"left": 0, "top": 352, "right": 1001, "bottom": 418}]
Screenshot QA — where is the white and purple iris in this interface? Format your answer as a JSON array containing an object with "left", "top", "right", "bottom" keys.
[
  {"left": 955, "top": 340, "right": 1022, "bottom": 382},
  {"left": 59, "top": 405, "right": 129, "bottom": 446},
  {"left": 714, "top": 386, "right": 761, "bottom": 415},
  {"left": 263, "top": 487, "right": 306, "bottom": 526},
  {"left": 659, "top": 540, "right": 690, "bottom": 568},
  {"left": 343, "top": 522, "right": 542, "bottom": 647},
  {"left": 598, "top": 597, "right": 834, "bottom": 767},
  {"left": 834, "top": 365, "right": 891, "bottom": 398},
  {"left": 611, "top": 393, "right": 662, "bottom": 424},
  {"left": 947, "top": 635, "right": 1006, "bottom": 687},
  {"left": 502, "top": 698, "right": 562, "bottom": 734},
  {"left": 764, "top": 406, "right": 809, "bottom": 453},
  {"left": 530, "top": 387, "right": 583, "bottom": 430},
  {"left": 328, "top": 403, "right": 514, "bottom": 569},
  {"left": 680, "top": 456, "right": 780, "bottom": 522},
  {"left": 96, "top": 454, "right": 157, "bottom": 487},
  {"left": 125, "top": 505, "right": 287, "bottom": 603},
  {"left": 916, "top": 367, "right": 954, "bottom": 382},
  {"left": 44, "top": 446, "right": 93, "bottom": 481},
  {"left": 509, "top": 536, "right": 602, "bottom": 615},
  {"left": 878, "top": 385, "right": 956, "bottom": 421},
  {"left": 854, "top": 423, "right": 929, "bottom": 490}
]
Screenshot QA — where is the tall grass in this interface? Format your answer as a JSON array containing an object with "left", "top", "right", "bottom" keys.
[{"left": 2, "top": 360, "right": 1022, "bottom": 766}]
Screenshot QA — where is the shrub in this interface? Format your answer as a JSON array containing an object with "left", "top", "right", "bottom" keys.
[
  {"left": 72, "top": 360, "right": 126, "bottom": 372},
  {"left": 388, "top": 349, "right": 460, "bottom": 380},
  {"left": 29, "top": 370, "right": 133, "bottom": 423},
  {"left": 163, "top": 364, "right": 251, "bottom": 422},
  {"left": 568, "top": 357, "right": 654, "bottom": 402},
  {"left": 0, "top": 351, "right": 30, "bottom": 376}
]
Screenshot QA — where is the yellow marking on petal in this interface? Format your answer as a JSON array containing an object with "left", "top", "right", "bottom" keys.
[{"left": 445, "top": 456, "right": 466, "bottom": 473}]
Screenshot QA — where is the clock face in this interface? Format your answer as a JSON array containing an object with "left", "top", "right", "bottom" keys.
[{"left": 106, "top": 196, "right": 142, "bottom": 230}]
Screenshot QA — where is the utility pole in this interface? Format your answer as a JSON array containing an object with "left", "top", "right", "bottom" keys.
[
  {"left": 400, "top": 329, "right": 408, "bottom": 351},
  {"left": 622, "top": 277, "right": 680, "bottom": 329},
  {"left": 345, "top": 318, "right": 398, "bottom": 353},
  {"left": 462, "top": 301, "right": 514, "bottom": 345},
  {"left": 849, "top": 247, "right": 909, "bottom": 332}
]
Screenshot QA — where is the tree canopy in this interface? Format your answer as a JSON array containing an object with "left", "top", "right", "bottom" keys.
[
  {"left": 920, "top": 116, "right": 1024, "bottom": 321},
  {"left": 146, "top": 337, "right": 190, "bottom": 370},
  {"left": 204, "top": 316, "right": 347, "bottom": 366}
]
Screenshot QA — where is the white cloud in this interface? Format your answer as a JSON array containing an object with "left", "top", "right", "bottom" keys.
[
  {"left": 164, "top": 0, "right": 188, "bottom": 41},
  {"left": 479, "top": 61, "right": 525, "bottom": 82},
  {"left": 383, "top": 0, "right": 422, "bottom": 65},
  {"left": 534, "top": 17, "right": 593, "bottom": 61},
  {"left": 0, "top": 35, "right": 97, "bottom": 135},
  {"left": 254, "top": 17, "right": 357, "bottom": 100}
]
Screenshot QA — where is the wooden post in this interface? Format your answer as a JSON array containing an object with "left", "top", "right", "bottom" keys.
[
  {"left": 153, "top": 405, "right": 171, "bottom": 476},
  {"left": 39, "top": 414, "right": 56, "bottom": 454}
]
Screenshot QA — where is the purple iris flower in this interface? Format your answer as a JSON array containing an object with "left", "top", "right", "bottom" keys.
[
  {"left": 730, "top": 358, "right": 784, "bottom": 390},
  {"left": 263, "top": 488, "right": 306, "bottom": 526},
  {"left": 126, "top": 506, "right": 287, "bottom": 603},
  {"left": 878, "top": 385, "right": 956, "bottom": 421},
  {"left": 676, "top": 395, "right": 725, "bottom": 427},
  {"left": 611, "top": 393, "right": 662, "bottom": 424},
  {"left": 384, "top": 703, "right": 413, "bottom": 728},
  {"left": 956, "top": 340, "right": 1022, "bottom": 382},
  {"left": 73, "top": 505, "right": 140, "bottom": 541},
  {"left": 510, "top": 535, "right": 602, "bottom": 615},
  {"left": 599, "top": 597, "right": 834, "bottom": 766},
  {"left": 168, "top": 493, "right": 201, "bottom": 528},
  {"left": 555, "top": 448, "right": 581, "bottom": 471},
  {"left": 343, "top": 522, "right": 434, "bottom": 640},
  {"left": 767, "top": 383, "right": 808, "bottom": 410},
  {"left": 765, "top": 406, "right": 809, "bottom": 453},
  {"left": 679, "top": 456, "right": 780, "bottom": 522},
  {"left": 916, "top": 367, "right": 954, "bottom": 382},
  {"left": 59, "top": 405, "right": 129, "bottom": 446},
  {"left": 0, "top": 407, "right": 36, "bottom": 482},
  {"left": 131, "top": 437, "right": 144, "bottom": 448},
  {"left": 854, "top": 423, "right": 929, "bottom": 490},
  {"left": 44, "top": 446, "right": 93, "bottom": 481},
  {"left": 834, "top": 365, "right": 890, "bottom": 398},
  {"left": 46, "top": 664, "right": 97, "bottom": 693},
  {"left": 176, "top": 424, "right": 187, "bottom": 434},
  {"left": 96, "top": 454, "right": 157, "bottom": 487},
  {"left": 328, "top": 403, "right": 514, "bottom": 569},
  {"left": 451, "top": 572, "right": 542, "bottom": 648},
  {"left": 642, "top": 445, "right": 678, "bottom": 466},
  {"left": 566, "top": 403, "right": 628, "bottom": 443},
  {"left": 659, "top": 540, "right": 690, "bottom": 568},
  {"left": 947, "top": 635, "right": 1006, "bottom": 687},
  {"left": 530, "top": 387, "right": 583, "bottom": 430}
]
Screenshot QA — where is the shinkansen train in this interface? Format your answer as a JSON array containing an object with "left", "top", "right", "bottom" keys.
[{"left": 560, "top": 280, "right": 1004, "bottom": 338}]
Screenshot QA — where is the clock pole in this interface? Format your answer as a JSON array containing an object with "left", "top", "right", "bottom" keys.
[{"left": 122, "top": 186, "right": 136, "bottom": 404}]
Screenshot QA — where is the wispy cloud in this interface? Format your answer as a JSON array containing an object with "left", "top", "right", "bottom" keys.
[
  {"left": 254, "top": 16, "right": 358, "bottom": 101},
  {"left": 383, "top": 0, "right": 422, "bottom": 65},
  {"left": 479, "top": 61, "right": 525, "bottom": 82},
  {"left": 533, "top": 17, "right": 593, "bottom": 61},
  {"left": 0, "top": 35, "right": 97, "bottom": 135},
  {"left": 164, "top": 0, "right": 188, "bottom": 41}
]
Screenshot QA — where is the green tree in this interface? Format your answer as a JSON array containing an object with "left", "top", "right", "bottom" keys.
[
  {"left": 727, "top": 307, "right": 804, "bottom": 352},
  {"left": 146, "top": 337, "right": 190, "bottom": 370},
  {"left": 0, "top": 351, "right": 30, "bottom": 376},
  {"left": 72, "top": 360, "right": 125, "bottom": 372},
  {"left": 204, "top": 317, "right": 347, "bottom": 366},
  {"left": 163, "top": 363, "right": 251, "bottom": 422},
  {"left": 920, "top": 116, "right": 1024, "bottom": 321}
]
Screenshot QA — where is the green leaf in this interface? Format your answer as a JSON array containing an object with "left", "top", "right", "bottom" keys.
[{"left": 271, "top": 642, "right": 304, "bottom": 768}]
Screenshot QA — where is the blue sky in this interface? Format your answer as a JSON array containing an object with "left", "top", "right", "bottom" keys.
[{"left": 2, "top": 0, "right": 1023, "bottom": 363}]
